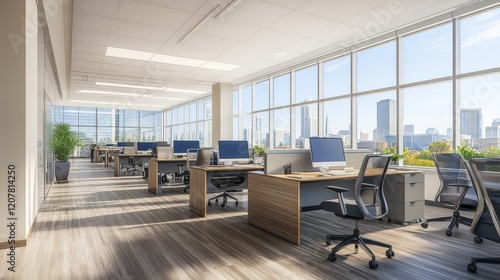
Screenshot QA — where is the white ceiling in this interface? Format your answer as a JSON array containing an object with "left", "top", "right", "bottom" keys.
[{"left": 66, "top": 0, "right": 479, "bottom": 111}]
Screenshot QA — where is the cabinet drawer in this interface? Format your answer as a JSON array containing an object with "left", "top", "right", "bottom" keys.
[
  {"left": 385, "top": 182, "right": 424, "bottom": 202},
  {"left": 386, "top": 200, "right": 424, "bottom": 223},
  {"left": 385, "top": 173, "right": 424, "bottom": 184}
]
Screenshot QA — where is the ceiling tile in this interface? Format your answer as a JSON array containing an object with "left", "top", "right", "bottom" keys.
[
  {"left": 72, "top": 29, "right": 110, "bottom": 46},
  {"left": 72, "top": 52, "right": 104, "bottom": 63},
  {"left": 310, "top": 23, "right": 363, "bottom": 44},
  {"left": 300, "top": 0, "right": 385, "bottom": 22},
  {"left": 71, "top": 42, "right": 108, "bottom": 55},
  {"left": 157, "top": 44, "right": 219, "bottom": 61},
  {"left": 112, "top": 20, "right": 177, "bottom": 43},
  {"left": 281, "top": 38, "right": 330, "bottom": 53},
  {"left": 102, "top": 56, "right": 148, "bottom": 68},
  {"left": 116, "top": 0, "right": 192, "bottom": 30},
  {"left": 175, "top": 33, "right": 239, "bottom": 53},
  {"left": 74, "top": 0, "right": 120, "bottom": 18},
  {"left": 268, "top": 11, "right": 338, "bottom": 37},
  {"left": 259, "top": 0, "right": 311, "bottom": 10},
  {"left": 72, "top": 60, "right": 102, "bottom": 70},
  {"left": 196, "top": 19, "right": 262, "bottom": 42},
  {"left": 73, "top": 12, "right": 115, "bottom": 33},
  {"left": 132, "top": 0, "right": 208, "bottom": 13},
  {"left": 100, "top": 63, "right": 142, "bottom": 74},
  {"left": 107, "top": 35, "right": 164, "bottom": 53},
  {"left": 244, "top": 29, "right": 303, "bottom": 49},
  {"left": 217, "top": 0, "right": 292, "bottom": 28}
]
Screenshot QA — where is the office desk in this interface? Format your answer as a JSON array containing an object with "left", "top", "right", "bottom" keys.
[
  {"left": 189, "top": 165, "right": 264, "bottom": 217},
  {"left": 247, "top": 169, "right": 423, "bottom": 245},
  {"left": 147, "top": 158, "right": 193, "bottom": 195},
  {"left": 93, "top": 148, "right": 120, "bottom": 165},
  {"left": 113, "top": 154, "right": 153, "bottom": 176}
]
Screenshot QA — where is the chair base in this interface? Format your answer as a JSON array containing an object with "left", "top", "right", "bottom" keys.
[
  {"left": 326, "top": 226, "right": 393, "bottom": 269},
  {"left": 208, "top": 192, "right": 238, "bottom": 207},
  {"left": 468, "top": 257, "right": 500, "bottom": 273},
  {"left": 422, "top": 210, "right": 473, "bottom": 236}
]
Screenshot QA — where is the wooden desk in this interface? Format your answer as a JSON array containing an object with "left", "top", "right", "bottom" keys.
[
  {"left": 113, "top": 154, "right": 153, "bottom": 176},
  {"left": 147, "top": 158, "right": 192, "bottom": 195},
  {"left": 247, "top": 170, "right": 423, "bottom": 245},
  {"left": 93, "top": 148, "right": 120, "bottom": 166},
  {"left": 189, "top": 165, "right": 264, "bottom": 217}
]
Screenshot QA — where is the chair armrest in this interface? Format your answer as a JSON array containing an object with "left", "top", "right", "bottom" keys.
[
  {"left": 448, "top": 183, "right": 471, "bottom": 188},
  {"left": 360, "top": 182, "right": 378, "bottom": 190},
  {"left": 325, "top": 186, "right": 349, "bottom": 193}
]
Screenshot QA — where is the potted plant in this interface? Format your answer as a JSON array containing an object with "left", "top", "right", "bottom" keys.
[
  {"left": 383, "top": 147, "right": 403, "bottom": 165},
  {"left": 253, "top": 145, "right": 266, "bottom": 164},
  {"left": 50, "top": 122, "right": 81, "bottom": 183}
]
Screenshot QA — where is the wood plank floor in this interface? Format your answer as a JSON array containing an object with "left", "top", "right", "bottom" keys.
[{"left": 1, "top": 158, "right": 499, "bottom": 279}]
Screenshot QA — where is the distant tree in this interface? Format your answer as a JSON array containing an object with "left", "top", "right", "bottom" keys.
[
  {"left": 478, "top": 146, "right": 500, "bottom": 158},
  {"left": 416, "top": 149, "right": 433, "bottom": 160},
  {"left": 428, "top": 141, "right": 452, "bottom": 153}
]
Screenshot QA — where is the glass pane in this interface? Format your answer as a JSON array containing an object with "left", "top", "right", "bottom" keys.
[
  {"left": 54, "top": 106, "right": 63, "bottom": 123},
  {"left": 233, "top": 89, "right": 239, "bottom": 114},
  {"left": 241, "top": 115, "right": 252, "bottom": 143},
  {"left": 78, "top": 107, "right": 96, "bottom": 126},
  {"left": 172, "top": 108, "right": 177, "bottom": 124},
  {"left": 164, "top": 126, "right": 172, "bottom": 144},
  {"left": 242, "top": 85, "right": 252, "bottom": 113},
  {"left": 323, "top": 55, "right": 351, "bottom": 98},
  {"left": 178, "top": 107, "right": 184, "bottom": 123},
  {"left": 141, "top": 128, "right": 156, "bottom": 141},
  {"left": 178, "top": 125, "right": 185, "bottom": 140},
  {"left": 460, "top": 7, "right": 500, "bottom": 74},
  {"left": 77, "top": 127, "right": 96, "bottom": 146},
  {"left": 273, "top": 108, "right": 290, "bottom": 148},
  {"left": 294, "top": 103, "right": 318, "bottom": 148},
  {"left": 198, "top": 122, "right": 205, "bottom": 145},
  {"left": 255, "top": 80, "right": 270, "bottom": 110},
  {"left": 460, "top": 73, "right": 500, "bottom": 150},
  {"left": 184, "top": 105, "right": 189, "bottom": 123},
  {"left": 166, "top": 110, "right": 172, "bottom": 125},
  {"left": 189, "top": 123, "right": 196, "bottom": 140},
  {"left": 116, "top": 110, "right": 125, "bottom": 127},
  {"left": 97, "top": 127, "right": 113, "bottom": 143},
  {"left": 274, "top": 73, "right": 290, "bottom": 107},
  {"left": 253, "top": 111, "right": 269, "bottom": 148},
  {"left": 205, "top": 99, "right": 212, "bottom": 119},
  {"left": 357, "top": 91, "right": 396, "bottom": 152},
  {"left": 124, "top": 110, "right": 139, "bottom": 127},
  {"left": 63, "top": 107, "right": 78, "bottom": 126},
  {"left": 403, "top": 23, "right": 452, "bottom": 84},
  {"left": 97, "top": 108, "right": 112, "bottom": 126},
  {"left": 124, "top": 127, "right": 139, "bottom": 142},
  {"left": 190, "top": 103, "right": 197, "bottom": 122},
  {"left": 356, "top": 41, "right": 396, "bottom": 92},
  {"left": 295, "top": 65, "right": 318, "bottom": 103},
  {"left": 233, "top": 117, "right": 239, "bottom": 140},
  {"left": 198, "top": 100, "right": 205, "bottom": 120},
  {"left": 323, "top": 98, "right": 351, "bottom": 148},
  {"left": 203, "top": 121, "right": 212, "bottom": 147},
  {"left": 171, "top": 126, "right": 178, "bottom": 141},
  {"left": 403, "top": 82, "right": 452, "bottom": 165},
  {"left": 140, "top": 111, "right": 155, "bottom": 127}
]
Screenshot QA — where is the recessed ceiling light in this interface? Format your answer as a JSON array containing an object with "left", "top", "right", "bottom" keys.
[
  {"left": 150, "top": 54, "right": 206, "bottom": 67},
  {"left": 70, "top": 100, "right": 167, "bottom": 108},
  {"left": 200, "top": 61, "right": 239, "bottom": 71},
  {"left": 106, "top": 47, "right": 153, "bottom": 61},
  {"left": 144, "top": 96, "right": 187, "bottom": 101},
  {"left": 78, "top": 90, "right": 142, "bottom": 97},
  {"left": 164, "top": 88, "right": 206, "bottom": 94},
  {"left": 96, "top": 82, "right": 162, "bottom": 90}
]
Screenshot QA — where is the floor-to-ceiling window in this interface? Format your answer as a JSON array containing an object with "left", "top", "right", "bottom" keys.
[{"left": 231, "top": 5, "right": 500, "bottom": 166}]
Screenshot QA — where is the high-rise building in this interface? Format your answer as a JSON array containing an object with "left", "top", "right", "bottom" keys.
[
  {"left": 404, "top": 125, "right": 414, "bottom": 136},
  {"left": 460, "top": 108, "right": 483, "bottom": 145},
  {"left": 486, "top": 118, "right": 500, "bottom": 138},
  {"left": 300, "top": 104, "right": 317, "bottom": 139},
  {"left": 374, "top": 99, "right": 396, "bottom": 142}
]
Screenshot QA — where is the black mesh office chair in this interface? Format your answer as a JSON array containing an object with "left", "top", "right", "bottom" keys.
[
  {"left": 208, "top": 174, "right": 245, "bottom": 207},
  {"left": 320, "top": 154, "right": 393, "bottom": 269},
  {"left": 465, "top": 158, "right": 500, "bottom": 273},
  {"left": 421, "top": 153, "right": 478, "bottom": 236}
]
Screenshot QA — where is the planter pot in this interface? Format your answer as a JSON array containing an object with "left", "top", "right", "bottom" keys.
[{"left": 55, "top": 161, "right": 70, "bottom": 183}]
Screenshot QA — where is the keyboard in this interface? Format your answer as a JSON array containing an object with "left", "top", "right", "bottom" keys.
[{"left": 327, "top": 170, "right": 359, "bottom": 176}]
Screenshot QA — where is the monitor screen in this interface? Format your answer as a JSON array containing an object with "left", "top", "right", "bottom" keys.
[
  {"left": 309, "top": 137, "right": 346, "bottom": 170},
  {"left": 106, "top": 143, "right": 115, "bottom": 147},
  {"left": 173, "top": 140, "right": 200, "bottom": 155},
  {"left": 137, "top": 142, "right": 156, "bottom": 151},
  {"left": 218, "top": 140, "right": 250, "bottom": 164},
  {"left": 117, "top": 142, "right": 134, "bottom": 147}
]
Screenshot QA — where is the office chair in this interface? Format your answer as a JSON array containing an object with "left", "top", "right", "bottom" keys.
[
  {"left": 421, "top": 153, "right": 478, "bottom": 237},
  {"left": 320, "top": 154, "right": 393, "bottom": 269},
  {"left": 208, "top": 173, "right": 245, "bottom": 207},
  {"left": 465, "top": 158, "right": 500, "bottom": 273},
  {"left": 183, "top": 148, "right": 212, "bottom": 193},
  {"left": 123, "top": 156, "right": 144, "bottom": 176}
]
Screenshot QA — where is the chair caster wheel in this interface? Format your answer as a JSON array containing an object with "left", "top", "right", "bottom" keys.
[
  {"left": 208, "top": 202, "right": 212, "bottom": 206},
  {"left": 183, "top": 189, "right": 187, "bottom": 193},
  {"left": 445, "top": 230, "right": 452, "bottom": 237},
  {"left": 421, "top": 222, "right": 428, "bottom": 228},
  {"left": 386, "top": 249, "right": 395, "bottom": 258},
  {"left": 221, "top": 203, "right": 225, "bottom": 207},
  {"left": 467, "top": 263, "right": 477, "bottom": 273},
  {"left": 327, "top": 253, "right": 337, "bottom": 262},
  {"left": 235, "top": 201, "right": 238, "bottom": 205},
  {"left": 474, "top": 236, "right": 483, "bottom": 244},
  {"left": 369, "top": 260, "right": 378, "bottom": 269},
  {"left": 326, "top": 240, "right": 333, "bottom": 246},
  {"left": 215, "top": 199, "right": 219, "bottom": 202}
]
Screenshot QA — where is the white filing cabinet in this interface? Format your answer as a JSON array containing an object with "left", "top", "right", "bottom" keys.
[{"left": 384, "top": 173, "right": 425, "bottom": 225}]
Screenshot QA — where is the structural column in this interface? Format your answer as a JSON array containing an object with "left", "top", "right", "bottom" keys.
[{"left": 211, "top": 83, "right": 233, "bottom": 145}]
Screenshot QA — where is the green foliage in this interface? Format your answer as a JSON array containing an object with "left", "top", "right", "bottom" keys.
[
  {"left": 428, "top": 141, "right": 453, "bottom": 153},
  {"left": 50, "top": 122, "right": 81, "bottom": 162},
  {"left": 416, "top": 150, "right": 432, "bottom": 160},
  {"left": 403, "top": 147, "right": 435, "bottom": 167},
  {"left": 457, "top": 144, "right": 479, "bottom": 160},
  {"left": 477, "top": 146, "right": 500, "bottom": 158},
  {"left": 383, "top": 147, "right": 403, "bottom": 162},
  {"left": 254, "top": 145, "right": 266, "bottom": 157}
]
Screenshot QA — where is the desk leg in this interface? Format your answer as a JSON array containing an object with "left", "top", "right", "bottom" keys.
[
  {"left": 189, "top": 168, "right": 207, "bottom": 217},
  {"left": 114, "top": 155, "right": 120, "bottom": 177},
  {"left": 148, "top": 160, "right": 160, "bottom": 195},
  {"left": 248, "top": 173, "right": 301, "bottom": 245},
  {"left": 104, "top": 152, "right": 108, "bottom": 167}
]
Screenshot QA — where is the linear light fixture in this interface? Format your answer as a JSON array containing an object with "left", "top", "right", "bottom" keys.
[
  {"left": 96, "top": 82, "right": 162, "bottom": 90},
  {"left": 70, "top": 100, "right": 167, "bottom": 108},
  {"left": 178, "top": 5, "right": 220, "bottom": 45},
  {"left": 164, "top": 88, "right": 207, "bottom": 94},
  {"left": 105, "top": 47, "right": 153, "bottom": 60},
  {"left": 150, "top": 54, "right": 206, "bottom": 67},
  {"left": 78, "top": 90, "right": 142, "bottom": 96},
  {"left": 216, "top": 0, "right": 241, "bottom": 19},
  {"left": 200, "top": 61, "right": 239, "bottom": 71},
  {"left": 144, "top": 96, "right": 187, "bottom": 101}
]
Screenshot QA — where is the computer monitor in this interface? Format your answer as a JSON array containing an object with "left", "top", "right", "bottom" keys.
[
  {"left": 173, "top": 140, "right": 200, "bottom": 156},
  {"left": 218, "top": 140, "right": 250, "bottom": 165},
  {"left": 117, "top": 142, "right": 134, "bottom": 147},
  {"left": 309, "top": 137, "right": 346, "bottom": 171},
  {"left": 106, "top": 143, "right": 115, "bottom": 147},
  {"left": 137, "top": 142, "right": 156, "bottom": 152}
]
